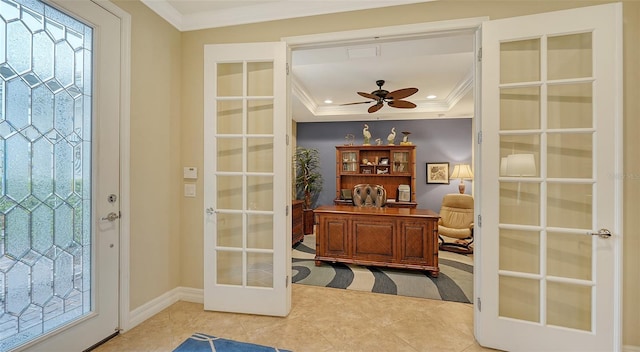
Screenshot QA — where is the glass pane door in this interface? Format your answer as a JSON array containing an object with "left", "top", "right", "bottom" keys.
[
  {"left": 204, "top": 42, "right": 289, "bottom": 316},
  {"left": 215, "top": 62, "right": 275, "bottom": 288},
  {"left": 479, "top": 4, "right": 622, "bottom": 351},
  {"left": 498, "top": 33, "right": 595, "bottom": 330}
]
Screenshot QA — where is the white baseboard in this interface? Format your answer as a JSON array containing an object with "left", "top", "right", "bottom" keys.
[
  {"left": 179, "top": 287, "right": 205, "bottom": 304},
  {"left": 624, "top": 345, "right": 640, "bottom": 352},
  {"left": 125, "top": 287, "right": 204, "bottom": 331}
]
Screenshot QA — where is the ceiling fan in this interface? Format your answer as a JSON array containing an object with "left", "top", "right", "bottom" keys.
[{"left": 342, "top": 80, "right": 419, "bottom": 113}]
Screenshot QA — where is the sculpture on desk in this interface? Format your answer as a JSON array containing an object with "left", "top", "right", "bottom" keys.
[
  {"left": 375, "top": 138, "right": 382, "bottom": 145},
  {"left": 363, "top": 124, "right": 371, "bottom": 145},
  {"left": 387, "top": 127, "right": 396, "bottom": 145}
]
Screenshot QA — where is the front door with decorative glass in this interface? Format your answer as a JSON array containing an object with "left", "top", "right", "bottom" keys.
[{"left": 0, "top": 0, "right": 121, "bottom": 350}]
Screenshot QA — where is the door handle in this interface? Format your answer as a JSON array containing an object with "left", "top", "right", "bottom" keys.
[
  {"left": 588, "top": 228, "right": 612, "bottom": 238},
  {"left": 102, "top": 212, "right": 120, "bottom": 222}
]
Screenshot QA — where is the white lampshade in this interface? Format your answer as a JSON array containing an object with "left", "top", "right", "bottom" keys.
[
  {"left": 505, "top": 154, "right": 536, "bottom": 177},
  {"left": 450, "top": 164, "right": 474, "bottom": 180}
]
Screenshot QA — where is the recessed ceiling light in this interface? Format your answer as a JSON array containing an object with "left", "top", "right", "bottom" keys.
[
  {"left": 427, "top": 95, "right": 437, "bottom": 99},
  {"left": 324, "top": 99, "right": 333, "bottom": 104}
]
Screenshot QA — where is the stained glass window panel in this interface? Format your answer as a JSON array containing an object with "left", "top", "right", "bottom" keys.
[{"left": 0, "top": 0, "right": 93, "bottom": 349}]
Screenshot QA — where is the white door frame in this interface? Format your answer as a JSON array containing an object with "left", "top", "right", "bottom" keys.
[
  {"left": 91, "top": 0, "right": 132, "bottom": 333},
  {"left": 281, "top": 9, "right": 485, "bottom": 320},
  {"left": 78, "top": 0, "right": 132, "bottom": 333},
  {"left": 63, "top": 0, "right": 133, "bottom": 333}
]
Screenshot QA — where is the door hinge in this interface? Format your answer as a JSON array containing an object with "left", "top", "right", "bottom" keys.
[
  {"left": 286, "top": 205, "right": 289, "bottom": 216},
  {"left": 477, "top": 297, "right": 481, "bottom": 311},
  {"left": 477, "top": 214, "right": 482, "bottom": 227},
  {"left": 286, "top": 134, "right": 289, "bottom": 146},
  {"left": 477, "top": 47, "right": 482, "bottom": 62},
  {"left": 286, "top": 62, "right": 290, "bottom": 75},
  {"left": 477, "top": 131, "right": 482, "bottom": 144},
  {"left": 286, "top": 275, "right": 289, "bottom": 288}
]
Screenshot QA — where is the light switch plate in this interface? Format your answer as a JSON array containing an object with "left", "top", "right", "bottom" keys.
[
  {"left": 184, "top": 183, "right": 196, "bottom": 197},
  {"left": 183, "top": 167, "right": 198, "bottom": 179}
]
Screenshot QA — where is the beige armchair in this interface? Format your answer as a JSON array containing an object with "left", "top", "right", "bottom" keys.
[
  {"left": 438, "top": 193, "right": 474, "bottom": 254},
  {"left": 352, "top": 184, "right": 387, "bottom": 208}
]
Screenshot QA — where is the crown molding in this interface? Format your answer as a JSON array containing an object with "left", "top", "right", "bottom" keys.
[
  {"left": 140, "top": 0, "right": 183, "bottom": 29},
  {"left": 141, "top": 0, "right": 434, "bottom": 32}
]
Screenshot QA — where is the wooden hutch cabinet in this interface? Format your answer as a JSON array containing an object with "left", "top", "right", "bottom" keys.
[{"left": 335, "top": 145, "right": 417, "bottom": 208}]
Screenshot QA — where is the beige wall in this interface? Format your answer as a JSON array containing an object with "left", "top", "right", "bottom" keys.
[
  {"left": 622, "top": 1, "right": 640, "bottom": 348},
  {"left": 115, "top": 0, "right": 639, "bottom": 347},
  {"left": 111, "top": 0, "right": 183, "bottom": 309}
]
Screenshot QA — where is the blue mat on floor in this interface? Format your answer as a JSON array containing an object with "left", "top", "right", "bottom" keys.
[{"left": 173, "top": 333, "right": 292, "bottom": 352}]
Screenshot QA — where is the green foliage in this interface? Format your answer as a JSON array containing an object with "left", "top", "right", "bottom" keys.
[{"left": 294, "top": 147, "right": 323, "bottom": 209}]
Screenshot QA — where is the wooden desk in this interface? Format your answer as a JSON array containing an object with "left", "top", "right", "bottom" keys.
[{"left": 314, "top": 205, "right": 440, "bottom": 277}]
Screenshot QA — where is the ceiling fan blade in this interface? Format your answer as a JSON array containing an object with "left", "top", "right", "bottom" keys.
[
  {"left": 368, "top": 103, "right": 384, "bottom": 113},
  {"left": 340, "top": 101, "right": 373, "bottom": 106},
  {"left": 386, "top": 87, "right": 418, "bottom": 100},
  {"left": 388, "top": 100, "right": 417, "bottom": 109},
  {"left": 357, "top": 92, "right": 378, "bottom": 100}
]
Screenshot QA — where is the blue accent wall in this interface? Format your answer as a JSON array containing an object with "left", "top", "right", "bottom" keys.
[{"left": 296, "top": 118, "right": 472, "bottom": 212}]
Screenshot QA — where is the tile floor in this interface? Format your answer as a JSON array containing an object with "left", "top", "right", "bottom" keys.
[{"left": 94, "top": 284, "right": 499, "bottom": 352}]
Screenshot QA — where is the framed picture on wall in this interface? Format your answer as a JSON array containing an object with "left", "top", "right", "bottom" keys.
[{"left": 426, "top": 162, "right": 449, "bottom": 184}]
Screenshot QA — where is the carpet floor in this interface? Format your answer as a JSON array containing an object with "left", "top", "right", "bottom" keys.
[{"left": 292, "top": 235, "right": 473, "bottom": 303}]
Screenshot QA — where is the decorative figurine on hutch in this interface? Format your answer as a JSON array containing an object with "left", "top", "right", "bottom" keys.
[
  {"left": 400, "top": 131, "right": 412, "bottom": 145},
  {"left": 375, "top": 138, "right": 382, "bottom": 146},
  {"left": 362, "top": 124, "right": 371, "bottom": 145},
  {"left": 387, "top": 127, "right": 396, "bottom": 145},
  {"left": 344, "top": 133, "right": 355, "bottom": 146}
]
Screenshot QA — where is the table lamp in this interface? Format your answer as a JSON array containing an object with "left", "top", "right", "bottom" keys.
[{"left": 450, "top": 164, "right": 474, "bottom": 194}]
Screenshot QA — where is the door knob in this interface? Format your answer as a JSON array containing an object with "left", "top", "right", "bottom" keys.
[
  {"left": 101, "top": 212, "right": 120, "bottom": 222},
  {"left": 588, "top": 228, "right": 612, "bottom": 238}
]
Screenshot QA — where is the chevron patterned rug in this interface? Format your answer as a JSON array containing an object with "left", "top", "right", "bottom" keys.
[{"left": 292, "top": 235, "right": 473, "bottom": 303}]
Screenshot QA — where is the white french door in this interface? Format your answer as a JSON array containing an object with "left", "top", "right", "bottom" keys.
[
  {"left": 477, "top": 3, "right": 622, "bottom": 351},
  {"left": 203, "top": 42, "right": 291, "bottom": 316},
  {"left": 0, "top": 0, "right": 121, "bottom": 350}
]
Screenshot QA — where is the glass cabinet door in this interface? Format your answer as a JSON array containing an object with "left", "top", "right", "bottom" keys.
[
  {"left": 392, "top": 151, "right": 410, "bottom": 174},
  {"left": 341, "top": 151, "right": 358, "bottom": 173}
]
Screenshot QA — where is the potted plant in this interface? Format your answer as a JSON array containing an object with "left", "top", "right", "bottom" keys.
[{"left": 294, "top": 147, "right": 323, "bottom": 235}]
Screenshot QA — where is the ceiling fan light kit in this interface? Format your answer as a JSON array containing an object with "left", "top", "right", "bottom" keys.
[{"left": 343, "top": 80, "right": 419, "bottom": 113}]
